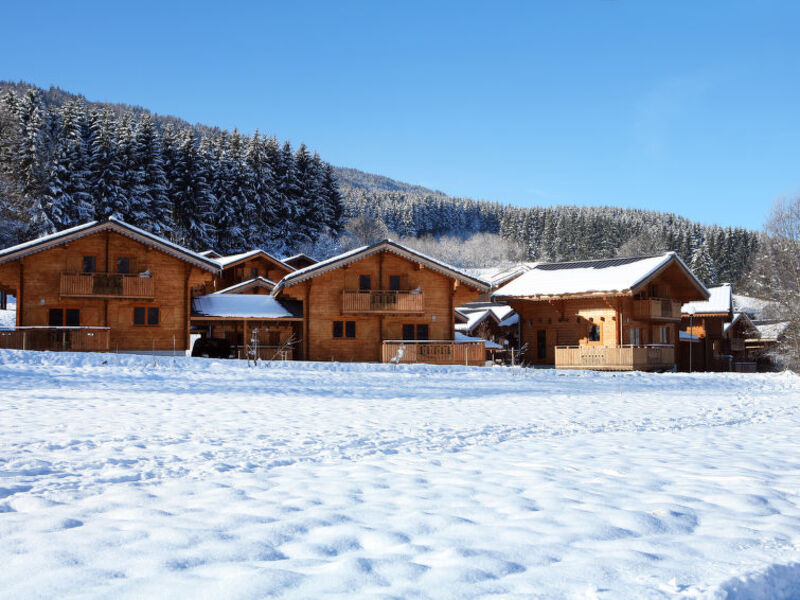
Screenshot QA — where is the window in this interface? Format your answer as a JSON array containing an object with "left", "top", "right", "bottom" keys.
[
  {"left": 250, "top": 268, "right": 258, "bottom": 279},
  {"left": 49, "top": 308, "right": 80, "bottom": 327},
  {"left": 588, "top": 324, "right": 601, "bottom": 342},
  {"left": 630, "top": 327, "right": 642, "bottom": 346},
  {"left": 82, "top": 256, "right": 96, "bottom": 273},
  {"left": 359, "top": 275, "right": 371, "bottom": 291},
  {"left": 402, "top": 324, "right": 429, "bottom": 340},
  {"left": 416, "top": 324, "right": 429, "bottom": 340},
  {"left": 134, "top": 306, "right": 159, "bottom": 326},
  {"left": 49, "top": 308, "right": 63, "bottom": 326},
  {"left": 402, "top": 324, "right": 415, "bottom": 340},
  {"left": 116, "top": 257, "right": 130, "bottom": 274},
  {"left": 389, "top": 275, "right": 401, "bottom": 291},
  {"left": 333, "top": 320, "right": 356, "bottom": 338},
  {"left": 345, "top": 321, "right": 356, "bottom": 338},
  {"left": 658, "top": 326, "right": 670, "bottom": 344}
]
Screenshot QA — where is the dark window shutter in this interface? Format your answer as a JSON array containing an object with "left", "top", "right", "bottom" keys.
[
  {"left": 332, "top": 321, "right": 343, "bottom": 338},
  {"left": 345, "top": 321, "right": 356, "bottom": 338}
]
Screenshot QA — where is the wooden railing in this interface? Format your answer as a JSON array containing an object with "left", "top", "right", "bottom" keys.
[
  {"left": 381, "top": 340, "right": 485, "bottom": 366},
  {"left": 61, "top": 273, "right": 155, "bottom": 299},
  {"left": 632, "top": 298, "right": 682, "bottom": 321},
  {"left": 0, "top": 327, "right": 110, "bottom": 352},
  {"left": 555, "top": 344, "right": 675, "bottom": 371},
  {"left": 343, "top": 290, "right": 424, "bottom": 313}
]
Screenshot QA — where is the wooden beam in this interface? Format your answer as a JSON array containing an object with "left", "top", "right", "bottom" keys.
[{"left": 17, "top": 258, "right": 23, "bottom": 327}]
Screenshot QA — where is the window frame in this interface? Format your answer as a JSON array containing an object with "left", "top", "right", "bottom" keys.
[
  {"left": 359, "top": 274, "right": 372, "bottom": 291},
  {"left": 588, "top": 324, "right": 601, "bottom": 343},
  {"left": 415, "top": 324, "right": 429, "bottom": 341},
  {"left": 133, "top": 305, "right": 160, "bottom": 327},
  {"left": 48, "top": 307, "right": 81, "bottom": 327},
  {"left": 630, "top": 327, "right": 642, "bottom": 346},
  {"left": 345, "top": 320, "right": 356, "bottom": 338},
  {"left": 82, "top": 255, "right": 97, "bottom": 274},
  {"left": 388, "top": 274, "right": 402, "bottom": 291},
  {"left": 332, "top": 320, "right": 344, "bottom": 338},
  {"left": 116, "top": 256, "right": 131, "bottom": 274}
]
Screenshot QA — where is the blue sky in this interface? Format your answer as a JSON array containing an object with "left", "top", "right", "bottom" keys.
[{"left": 2, "top": 1, "right": 799, "bottom": 228}]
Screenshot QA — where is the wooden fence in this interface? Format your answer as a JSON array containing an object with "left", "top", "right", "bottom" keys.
[
  {"left": 0, "top": 327, "right": 110, "bottom": 352},
  {"left": 555, "top": 344, "right": 675, "bottom": 371},
  {"left": 382, "top": 340, "right": 485, "bottom": 366}
]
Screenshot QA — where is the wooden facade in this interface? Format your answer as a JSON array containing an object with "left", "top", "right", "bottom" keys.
[
  {"left": 494, "top": 254, "right": 708, "bottom": 371},
  {"left": 0, "top": 220, "right": 218, "bottom": 353},
  {"left": 273, "top": 241, "right": 489, "bottom": 364}
]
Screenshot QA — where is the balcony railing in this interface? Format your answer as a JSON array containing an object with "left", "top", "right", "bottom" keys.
[
  {"left": 555, "top": 344, "right": 675, "bottom": 371},
  {"left": 632, "top": 298, "right": 682, "bottom": 321},
  {"left": 0, "top": 327, "right": 110, "bottom": 352},
  {"left": 61, "top": 273, "right": 155, "bottom": 299},
  {"left": 382, "top": 340, "right": 485, "bottom": 366},
  {"left": 343, "top": 290, "right": 424, "bottom": 314}
]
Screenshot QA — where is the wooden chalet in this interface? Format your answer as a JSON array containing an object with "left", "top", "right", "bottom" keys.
[
  {"left": 0, "top": 218, "right": 219, "bottom": 354},
  {"left": 679, "top": 284, "right": 734, "bottom": 372},
  {"left": 203, "top": 249, "right": 294, "bottom": 294},
  {"left": 455, "top": 301, "right": 519, "bottom": 360},
  {"left": 271, "top": 240, "right": 490, "bottom": 365},
  {"left": 492, "top": 252, "right": 709, "bottom": 371}
]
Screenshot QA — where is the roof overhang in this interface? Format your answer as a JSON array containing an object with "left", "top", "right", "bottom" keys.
[
  {"left": 273, "top": 240, "right": 490, "bottom": 295},
  {"left": 217, "top": 250, "right": 294, "bottom": 272},
  {"left": 0, "top": 218, "right": 220, "bottom": 272}
]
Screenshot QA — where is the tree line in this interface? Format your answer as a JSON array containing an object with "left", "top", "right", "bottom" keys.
[{"left": 0, "top": 88, "right": 344, "bottom": 254}]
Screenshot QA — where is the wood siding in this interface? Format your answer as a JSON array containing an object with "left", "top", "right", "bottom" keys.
[{"left": 279, "top": 249, "right": 481, "bottom": 363}]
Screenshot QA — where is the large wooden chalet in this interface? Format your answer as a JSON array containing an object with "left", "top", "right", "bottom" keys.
[
  {"left": 271, "top": 240, "right": 490, "bottom": 364},
  {"left": 0, "top": 218, "right": 219, "bottom": 353},
  {"left": 492, "top": 253, "right": 709, "bottom": 371}
]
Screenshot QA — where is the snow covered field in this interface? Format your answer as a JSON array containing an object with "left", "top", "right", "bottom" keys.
[{"left": 1, "top": 351, "right": 800, "bottom": 599}]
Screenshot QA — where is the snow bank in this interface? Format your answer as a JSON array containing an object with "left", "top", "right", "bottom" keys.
[{"left": 1, "top": 350, "right": 799, "bottom": 598}]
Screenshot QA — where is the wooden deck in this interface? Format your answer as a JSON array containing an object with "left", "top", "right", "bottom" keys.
[
  {"left": 555, "top": 345, "right": 675, "bottom": 371},
  {"left": 382, "top": 340, "right": 485, "bottom": 366},
  {"left": 343, "top": 290, "right": 424, "bottom": 314},
  {"left": 60, "top": 273, "right": 155, "bottom": 299},
  {"left": 632, "top": 298, "right": 682, "bottom": 321},
  {"left": 0, "top": 327, "right": 110, "bottom": 352}
]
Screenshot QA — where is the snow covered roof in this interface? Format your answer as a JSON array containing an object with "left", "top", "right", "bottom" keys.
[
  {"left": 455, "top": 332, "right": 502, "bottom": 350},
  {"left": 755, "top": 321, "right": 790, "bottom": 341},
  {"left": 682, "top": 284, "right": 732, "bottom": 316},
  {"left": 492, "top": 252, "right": 708, "bottom": 300},
  {"left": 463, "top": 263, "right": 538, "bottom": 288},
  {"left": 679, "top": 330, "right": 701, "bottom": 342},
  {"left": 199, "top": 249, "right": 223, "bottom": 259},
  {"left": 723, "top": 312, "right": 758, "bottom": 337},
  {"left": 215, "top": 249, "right": 294, "bottom": 271},
  {"left": 213, "top": 277, "right": 277, "bottom": 295},
  {"left": 0, "top": 218, "right": 220, "bottom": 271},
  {"left": 282, "top": 253, "right": 318, "bottom": 268},
  {"left": 498, "top": 313, "right": 519, "bottom": 328},
  {"left": 732, "top": 294, "right": 780, "bottom": 320},
  {"left": 273, "top": 240, "right": 490, "bottom": 294},
  {"left": 454, "top": 302, "right": 516, "bottom": 334},
  {"left": 192, "top": 294, "right": 301, "bottom": 319}
]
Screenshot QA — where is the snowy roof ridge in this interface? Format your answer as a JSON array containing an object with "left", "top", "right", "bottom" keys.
[
  {"left": 282, "top": 252, "right": 317, "bottom": 262},
  {"left": 212, "top": 277, "right": 277, "bottom": 295},
  {"left": 682, "top": 284, "right": 732, "bottom": 316},
  {"left": 215, "top": 248, "right": 294, "bottom": 270},
  {"left": 492, "top": 251, "right": 709, "bottom": 300},
  {"left": 0, "top": 218, "right": 220, "bottom": 271},
  {"left": 273, "top": 239, "right": 490, "bottom": 294}
]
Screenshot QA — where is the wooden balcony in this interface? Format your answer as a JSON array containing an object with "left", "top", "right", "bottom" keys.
[
  {"left": 343, "top": 290, "right": 424, "bottom": 314},
  {"left": 0, "top": 327, "right": 110, "bottom": 352},
  {"left": 632, "top": 298, "right": 682, "bottom": 321},
  {"left": 382, "top": 340, "right": 485, "bottom": 366},
  {"left": 555, "top": 345, "right": 675, "bottom": 371},
  {"left": 61, "top": 273, "right": 155, "bottom": 299}
]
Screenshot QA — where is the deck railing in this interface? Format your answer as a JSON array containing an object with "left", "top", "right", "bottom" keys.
[
  {"left": 632, "top": 298, "right": 682, "bottom": 321},
  {"left": 381, "top": 340, "right": 485, "bottom": 366},
  {"left": 0, "top": 327, "right": 110, "bottom": 352},
  {"left": 343, "top": 290, "right": 424, "bottom": 313},
  {"left": 555, "top": 344, "right": 675, "bottom": 371},
  {"left": 61, "top": 273, "right": 155, "bottom": 299}
]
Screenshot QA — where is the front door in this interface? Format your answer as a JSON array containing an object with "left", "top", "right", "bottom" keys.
[{"left": 537, "top": 329, "right": 547, "bottom": 361}]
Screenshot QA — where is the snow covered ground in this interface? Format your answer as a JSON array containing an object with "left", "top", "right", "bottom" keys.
[{"left": 1, "top": 351, "right": 800, "bottom": 599}]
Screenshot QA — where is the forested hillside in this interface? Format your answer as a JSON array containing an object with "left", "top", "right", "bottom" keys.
[{"left": 0, "top": 82, "right": 760, "bottom": 285}]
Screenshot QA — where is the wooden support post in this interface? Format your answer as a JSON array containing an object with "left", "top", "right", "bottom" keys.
[
  {"left": 303, "top": 282, "right": 311, "bottom": 361},
  {"left": 184, "top": 264, "right": 191, "bottom": 351},
  {"left": 17, "top": 258, "right": 23, "bottom": 327}
]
